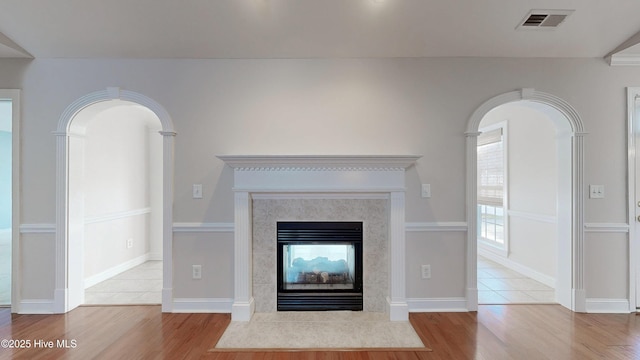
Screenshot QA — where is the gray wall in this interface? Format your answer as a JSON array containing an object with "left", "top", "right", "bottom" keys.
[{"left": 5, "top": 57, "right": 638, "bottom": 304}]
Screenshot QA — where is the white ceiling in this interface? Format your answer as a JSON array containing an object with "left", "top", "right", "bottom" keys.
[{"left": 0, "top": 0, "right": 639, "bottom": 59}]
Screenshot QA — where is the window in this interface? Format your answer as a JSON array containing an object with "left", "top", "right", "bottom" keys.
[
  {"left": 0, "top": 90, "right": 19, "bottom": 308},
  {"left": 477, "top": 124, "right": 506, "bottom": 250}
]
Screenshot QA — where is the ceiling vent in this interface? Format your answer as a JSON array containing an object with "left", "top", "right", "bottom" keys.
[{"left": 518, "top": 10, "right": 574, "bottom": 29}]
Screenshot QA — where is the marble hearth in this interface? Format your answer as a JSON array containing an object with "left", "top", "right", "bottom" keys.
[{"left": 218, "top": 155, "right": 421, "bottom": 321}]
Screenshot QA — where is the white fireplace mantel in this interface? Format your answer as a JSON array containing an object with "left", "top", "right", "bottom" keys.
[
  {"left": 217, "top": 154, "right": 421, "bottom": 169},
  {"left": 217, "top": 155, "right": 421, "bottom": 321}
]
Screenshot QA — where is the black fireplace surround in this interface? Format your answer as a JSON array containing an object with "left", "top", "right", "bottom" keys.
[{"left": 277, "top": 221, "right": 363, "bottom": 311}]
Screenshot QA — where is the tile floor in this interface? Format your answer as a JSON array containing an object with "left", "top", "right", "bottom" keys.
[
  {"left": 84, "top": 260, "right": 162, "bottom": 305},
  {"left": 478, "top": 256, "right": 556, "bottom": 304},
  {"left": 0, "top": 229, "right": 10, "bottom": 306}
]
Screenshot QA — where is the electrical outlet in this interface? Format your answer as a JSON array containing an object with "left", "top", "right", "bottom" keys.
[
  {"left": 193, "top": 184, "right": 203, "bottom": 199},
  {"left": 192, "top": 265, "right": 202, "bottom": 279},
  {"left": 589, "top": 185, "right": 604, "bottom": 199},
  {"left": 126, "top": 238, "right": 133, "bottom": 249},
  {"left": 421, "top": 264, "right": 431, "bottom": 279}
]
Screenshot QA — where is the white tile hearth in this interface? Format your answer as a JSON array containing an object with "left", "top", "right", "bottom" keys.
[{"left": 214, "top": 311, "right": 426, "bottom": 349}]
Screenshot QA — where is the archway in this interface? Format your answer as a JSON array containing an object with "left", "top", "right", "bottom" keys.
[
  {"left": 54, "top": 88, "right": 176, "bottom": 313},
  {"left": 465, "top": 88, "right": 586, "bottom": 312}
]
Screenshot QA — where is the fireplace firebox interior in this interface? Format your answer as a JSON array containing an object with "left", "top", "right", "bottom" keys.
[{"left": 277, "top": 221, "right": 363, "bottom": 311}]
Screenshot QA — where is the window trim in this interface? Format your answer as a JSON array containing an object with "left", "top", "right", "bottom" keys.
[{"left": 477, "top": 121, "right": 509, "bottom": 257}]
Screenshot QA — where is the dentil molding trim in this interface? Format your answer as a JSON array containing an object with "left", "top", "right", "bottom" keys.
[{"left": 216, "top": 154, "right": 421, "bottom": 171}]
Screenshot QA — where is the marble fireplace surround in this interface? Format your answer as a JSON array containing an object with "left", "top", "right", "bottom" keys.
[{"left": 217, "top": 155, "right": 421, "bottom": 322}]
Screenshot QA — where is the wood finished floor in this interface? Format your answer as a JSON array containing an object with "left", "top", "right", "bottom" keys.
[{"left": 1, "top": 305, "right": 639, "bottom": 359}]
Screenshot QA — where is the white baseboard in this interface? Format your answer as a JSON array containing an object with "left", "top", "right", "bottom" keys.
[
  {"left": 407, "top": 297, "right": 468, "bottom": 312},
  {"left": 573, "top": 289, "right": 587, "bottom": 312},
  {"left": 231, "top": 299, "right": 255, "bottom": 321},
  {"left": 386, "top": 298, "right": 409, "bottom": 321},
  {"left": 84, "top": 253, "right": 150, "bottom": 289},
  {"left": 478, "top": 248, "right": 556, "bottom": 288},
  {"left": 172, "top": 298, "right": 233, "bottom": 313},
  {"left": 162, "top": 288, "right": 173, "bottom": 312},
  {"left": 19, "top": 299, "right": 55, "bottom": 314},
  {"left": 147, "top": 252, "right": 162, "bottom": 261},
  {"left": 585, "top": 298, "right": 631, "bottom": 313},
  {"left": 466, "top": 288, "right": 478, "bottom": 311}
]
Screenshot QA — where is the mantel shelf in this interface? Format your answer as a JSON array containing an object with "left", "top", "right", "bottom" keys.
[{"left": 216, "top": 154, "right": 422, "bottom": 170}]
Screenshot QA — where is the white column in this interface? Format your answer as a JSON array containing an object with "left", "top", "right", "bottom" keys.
[
  {"left": 66, "top": 134, "right": 86, "bottom": 310},
  {"left": 232, "top": 191, "right": 255, "bottom": 321},
  {"left": 53, "top": 131, "right": 69, "bottom": 313},
  {"left": 573, "top": 132, "right": 587, "bottom": 312},
  {"left": 160, "top": 131, "right": 176, "bottom": 312},
  {"left": 388, "top": 191, "right": 408, "bottom": 321},
  {"left": 465, "top": 131, "right": 481, "bottom": 311}
]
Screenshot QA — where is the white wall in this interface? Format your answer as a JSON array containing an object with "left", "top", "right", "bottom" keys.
[
  {"left": 82, "top": 103, "right": 162, "bottom": 280},
  {"left": 4, "top": 57, "right": 637, "bottom": 306}
]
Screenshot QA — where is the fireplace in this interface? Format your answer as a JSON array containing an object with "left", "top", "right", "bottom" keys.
[
  {"left": 277, "top": 221, "right": 363, "bottom": 311},
  {"left": 217, "top": 154, "right": 421, "bottom": 321}
]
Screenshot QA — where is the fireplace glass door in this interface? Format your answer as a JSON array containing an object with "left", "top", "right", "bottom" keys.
[
  {"left": 277, "top": 221, "right": 363, "bottom": 311},
  {"left": 281, "top": 243, "right": 356, "bottom": 291}
]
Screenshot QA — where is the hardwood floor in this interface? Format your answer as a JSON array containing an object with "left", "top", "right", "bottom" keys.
[{"left": 1, "top": 305, "right": 639, "bottom": 359}]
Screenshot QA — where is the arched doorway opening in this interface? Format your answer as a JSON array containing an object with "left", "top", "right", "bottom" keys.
[
  {"left": 465, "top": 89, "right": 586, "bottom": 312},
  {"left": 54, "top": 88, "right": 175, "bottom": 313},
  {"left": 75, "top": 101, "right": 163, "bottom": 305},
  {"left": 477, "top": 101, "right": 566, "bottom": 305}
]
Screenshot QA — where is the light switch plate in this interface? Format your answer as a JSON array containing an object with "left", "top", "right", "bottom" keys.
[
  {"left": 421, "top": 264, "right": 431, "bottom": 279},
  {"left": 192, "top": 265, "right": 202, "bottom": 279},
  {"left": 421, "top": 184, "right": 431, "bottom": 198}
]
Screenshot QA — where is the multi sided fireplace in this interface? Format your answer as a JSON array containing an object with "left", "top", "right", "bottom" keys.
[{"left": 277, "top": 221, "right": 363, "bottom": 311}]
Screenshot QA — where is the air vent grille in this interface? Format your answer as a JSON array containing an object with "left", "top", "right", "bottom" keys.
[
  {"left": 519, "top": 10, "right": 574, "bottom": 29},
  {"left": 523, "top": 14, "right": 548, "bottom": 27}
]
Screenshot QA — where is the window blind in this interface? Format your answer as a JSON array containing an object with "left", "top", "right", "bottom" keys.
[{"left": 477, "top": 128, "right": 503, "bottom": 206}]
